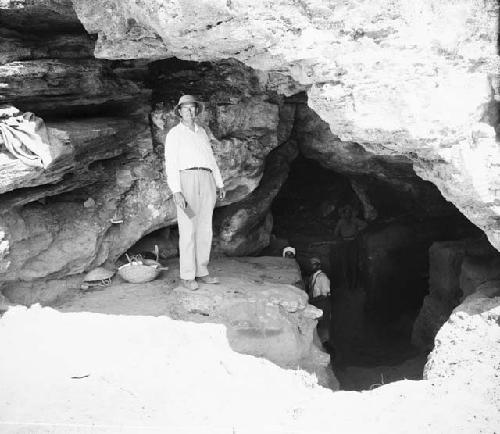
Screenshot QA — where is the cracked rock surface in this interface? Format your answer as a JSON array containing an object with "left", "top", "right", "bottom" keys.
[{"left": 71, "top": 0, "right": 500, "bottom": 250}]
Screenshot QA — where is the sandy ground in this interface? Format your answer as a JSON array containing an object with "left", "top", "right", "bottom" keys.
[{"left": 0, "top": 258, "right": 498, "bottom": 433}]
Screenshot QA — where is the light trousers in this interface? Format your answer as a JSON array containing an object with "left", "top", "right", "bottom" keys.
[{"left": 177, "top": 170, "right": 217, "bottom": 280}]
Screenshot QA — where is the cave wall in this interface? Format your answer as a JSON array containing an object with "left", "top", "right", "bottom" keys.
[
  {"left": 0, "top": 4, "right": 163, "bottom": 291},
  {"left": 148, "top": 57, "right": 296, "bottom": 205},
  {"left": 0, "top": 3, "right": 298, "bottom": 296},
  {"left": 1, "top": 1, "right": 499, "bottom": 305},
  {"left": 68, "top": 0, "right": 500, "bottom": 251},
  {"left": 412, "top": 238, "right": 500, "bottom": 351}
]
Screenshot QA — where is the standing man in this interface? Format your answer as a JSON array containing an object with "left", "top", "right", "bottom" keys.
[
  {"left": 334, "top": 204, "right": 367, "bottom": 290},
  {"left": 164, "top": 95, "right": 225, "bottom": 290},
  {"left": 307, "top": 257, "right": 332, "bottom": 350}
]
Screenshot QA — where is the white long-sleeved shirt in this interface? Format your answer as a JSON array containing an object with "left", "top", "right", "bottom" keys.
[
  {"left": 164, "top": 122, "right": 224, "bottom": 193},
  {"left": 308, "top": 270, "right": 331, "bottom": 298}
]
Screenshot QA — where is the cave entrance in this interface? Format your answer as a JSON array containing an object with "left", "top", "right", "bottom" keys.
[{"left": 270, "top": 152, "right": 483, "bottom": 390}]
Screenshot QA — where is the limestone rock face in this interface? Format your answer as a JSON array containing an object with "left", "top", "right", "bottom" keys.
[
  {"left": 149, "top": 58, "right": 295, "bottom": 205},
  {"left": 0, "top": 19, "right": 297, "bottom": 289},
  {"left": 0, "top": 0, "right": 79, "bottom": 33},
  {"left": 0, "top": 148, "right": 174, "bottom": 285},
  {"left": 0, "top": 2, "right": 157, "bottom": 290},
  {"left": 411, "top": 241, "right": 466, "bottom": 351},
  {"left": 0, "top": 117, "right": 149, "bottom": 196},
  {"left": 294, "top": 101, "right": 414, "bottom": 179},
  {"left": 424, "top": 283, "right": 500, "bottom": 414},
  {"left": 53, "top": 256, "right": 337, "bottom": 389},
  {"left": 0, "top": 29, "right": 93, "bottom": 65},
  {"left": 459, "top": 254, "right": 500, "bottom": 299},
  {"left": 0, "top": 58, "right": 150, "bottom": 117},
  {"left": 0, "top": 8, "right": 150, "bottom": 118},
  {"left": 71, "top": 0, "right": 500, "bottom": 250},
  {"left": 213, "top": 139, "right": 298, "bottom": 255},
  {"left": 2, "top": 1, "right": 499, "bottom": 298},
  {"left": 412, "top": 238, "right": 500, "bottom": 351}
]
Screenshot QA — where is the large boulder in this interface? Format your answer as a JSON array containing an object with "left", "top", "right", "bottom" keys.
[{"left": 424, "top": 282, "right": 500, "bottom": 410}]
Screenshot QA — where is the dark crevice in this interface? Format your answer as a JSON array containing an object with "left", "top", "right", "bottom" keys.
[{"left": 270, "top": 152, "right": 483, "bottom": 390}]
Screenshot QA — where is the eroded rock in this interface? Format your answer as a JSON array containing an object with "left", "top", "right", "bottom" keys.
[
  {"left": 52, "top": 256, "right": 337, "bottom": 388},
  {"left": 150, "top": 58, "right": 295, "bottom": 205},
  {"left": 0, "top": 0, "right": 80, "bottom": 34},
  {"left": 424, "top": 283, "right": 500, "bottom": 416},
  {"left": 412, "top": 238, "right": 500, "bottom": 351},
  {"left": 70, "top": 0, "right": 500, "bottom": 251},
  {"left": 213, "top": 139, "right": 298, "bottom": 255},
  {"left": 0, "top": 28, "right": 93, "bottom": 65},
  {"left": 0, "top": 116, "right": 150, "bottom": 197},
  {"left": 0, "top": 59, "right": 150, "bottom": 117}
]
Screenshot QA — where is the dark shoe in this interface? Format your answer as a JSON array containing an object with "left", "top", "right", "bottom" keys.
[
  {"left": 196, "top": 275, "right": 219, "bottom": 284},
  {"left": 181, "top": 279, "right": 199, "bottom": 290}
]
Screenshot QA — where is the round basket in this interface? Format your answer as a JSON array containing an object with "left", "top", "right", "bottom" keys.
[{"left": 118, "top": 263, "right": 161, "bottom": 284}]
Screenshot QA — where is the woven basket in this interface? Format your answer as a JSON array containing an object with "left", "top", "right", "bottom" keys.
[{"left": 118, "top": 263, "right": 160, "bottom": 283}]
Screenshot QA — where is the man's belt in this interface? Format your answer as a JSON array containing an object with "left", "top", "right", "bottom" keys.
[{"left": 184, "top": 167, "right": 212, "bottom": 172}]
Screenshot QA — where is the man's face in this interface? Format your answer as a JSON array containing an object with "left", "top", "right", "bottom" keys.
[{"left": 179, "top": 103, "right": 197, "bottom": 121}]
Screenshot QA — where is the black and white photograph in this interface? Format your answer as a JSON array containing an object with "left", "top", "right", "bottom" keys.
[{"left": 0, "top": 1, "right": 499, "bottom": 432}]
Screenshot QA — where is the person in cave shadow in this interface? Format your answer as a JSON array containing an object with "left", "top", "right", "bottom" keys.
[
  {"left": 334, "top": 204, "right": 367, "bottom": 290},
  {"left": 307, "top": 257, "right": 333, "bottom": 352}
]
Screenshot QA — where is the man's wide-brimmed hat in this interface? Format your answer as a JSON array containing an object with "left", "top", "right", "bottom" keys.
[{"left": 174, "top": 95, "right": 203, "bottom": 116}]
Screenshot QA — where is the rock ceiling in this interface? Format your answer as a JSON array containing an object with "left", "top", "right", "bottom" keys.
[{"left": 68, "top": 0, "right": 500, "bottom": 249}]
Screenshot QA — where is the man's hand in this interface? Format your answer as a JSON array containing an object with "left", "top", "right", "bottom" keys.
[
  {"left": 173, "top": 192, "right": 186, "bottom": 209},
  {"left": 217, "top": 188, "right": 226, "bottom": 200}
]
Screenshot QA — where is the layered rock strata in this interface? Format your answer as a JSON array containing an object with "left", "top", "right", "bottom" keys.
[
  {"left": 0, "top": 8, "right": 299, "bottom": 290},
  {"left": 70, "top": 0, "right": 500, "bottom": 250},
  {"left": 0, "top": 6, "right": 158, "bottom": 289}
]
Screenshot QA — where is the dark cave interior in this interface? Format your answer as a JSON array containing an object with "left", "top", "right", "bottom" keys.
[{"left": 269, "top": 152, "right": 484, "bottom": 388}]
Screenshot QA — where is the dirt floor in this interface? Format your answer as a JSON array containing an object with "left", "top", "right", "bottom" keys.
[{"left": 0, "top": 257, "right": 498, "bottom": 433}]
